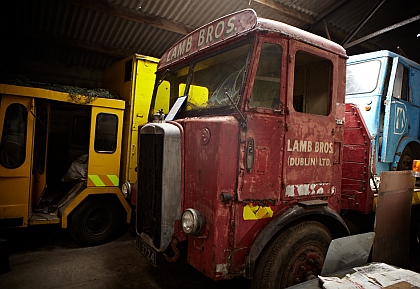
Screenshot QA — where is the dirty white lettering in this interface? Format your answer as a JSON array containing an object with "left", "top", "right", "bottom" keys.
[
  {"left": 214, "top": 21, "right": 224, "bottom": 39},
  {"left": 287, "top": 139, "right": 334, "bottom": 167},
  {"left": 314, "top": 142, "right": 334, "bottom": 153},
  {"left": 287, "top": 139, "right": 333, "bottom": 154},
  {"left": 197, "top": 16, "right": 236, "bottom": 48},
  {"left": 319, "top": 158, "right": 331, "bottom": 166},
  {"left": 165, "top": 15, "right": 239, "bottom": 64},
  {"left": 171, "top": 48, "right": 177, "bottom": 61},
  {"left": 177, "top": 41, "right": 185, "bottom": 57},
  {"left": 198, "top": 29, "right": 206, "bottom": 47},
  {"left": 206, "top": 25, "right": 213, "bottom": 44},
  {"left": 288, "top": 156, "right": 317, "bottom": 166},
  {"left": 226, "top": 16, "right": 235, "bottom": 34},
  {"left": 167, "top": 36, "right": 193, "bottom": 62},
  {"left": 185, "top": 36, "right": 192, "bottom": 52},
  {"left": 285, "top": 183, "right": 332, "bottom": 197}
]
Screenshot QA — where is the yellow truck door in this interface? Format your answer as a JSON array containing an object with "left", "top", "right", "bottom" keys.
[
  {"left": 87, "top": 106, "right": 123, "bottom": 187},
  {"left": 0, "top": 95, "right": 34, "bottom": 227},
  {"left": 32, "top": 100, "right": 50, "bottom": 207}
]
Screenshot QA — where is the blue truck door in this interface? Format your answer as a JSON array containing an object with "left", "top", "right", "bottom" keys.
[{"left": 381, "top": 58, "right": 409, "bottom": 163}]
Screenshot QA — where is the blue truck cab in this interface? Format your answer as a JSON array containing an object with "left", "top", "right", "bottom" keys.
[{"left": 346, "top": 50, "right": 420, "bottom": 177}]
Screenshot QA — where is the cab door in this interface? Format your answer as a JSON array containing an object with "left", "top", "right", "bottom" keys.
[
  {"left": 87, "top": 107, "right": 124, "bottom": 188},
  {"left": 239, "top": 38, "right": 287, "bottom": 202},
  {"left": 0, "top": 95, "right": 34, "bottom": 227},
  {"left": 381, "top": 59, "right": 410, "bottom": 163},
  {"left": 283, "top": 40, "right": 342, "bottom": 201},
  {"left": 33, "top": 100, "right": 50, "bottom": 207}
]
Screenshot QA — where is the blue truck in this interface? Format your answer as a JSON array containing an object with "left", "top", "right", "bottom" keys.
[
  {"left": 342, "top": 50, "right": 420, "bottom": 249},
  {"left": 345, "top": 50, "right": 420, "bottom": 181}
]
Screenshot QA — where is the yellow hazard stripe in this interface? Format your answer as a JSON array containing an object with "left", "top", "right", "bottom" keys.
[
  {"left": 413, "top": 191, "right": 420, "bottom": 205},
  {"left": 88, "top": 175, "right": 119, "bottom": 187},
  {"left": 107, "top": 175, "right": 119, "bottom": 186}
]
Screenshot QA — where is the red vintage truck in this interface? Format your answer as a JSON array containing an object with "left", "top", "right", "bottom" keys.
[{"left": 134, "top": 9, "right": 415, "bottom": 289}]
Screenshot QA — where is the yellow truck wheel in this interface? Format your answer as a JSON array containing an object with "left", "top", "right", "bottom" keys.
[{"left": 68, "top": 195, "right": 126, "bottom": 246}]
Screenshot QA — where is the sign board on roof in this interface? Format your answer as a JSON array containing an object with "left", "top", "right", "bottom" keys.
[{"left": 159, "top": 9, "right": 257, "bottom": 69}]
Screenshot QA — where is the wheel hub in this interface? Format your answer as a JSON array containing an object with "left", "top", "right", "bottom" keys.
[{"left": 290, "top": 250, "right": 323, "bottom": 285}]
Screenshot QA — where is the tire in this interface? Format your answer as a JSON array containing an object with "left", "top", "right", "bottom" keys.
[
  {"left": 69, "top": 196, "right": 126, "bottom": 247},
  {"left": 251, "top": 221, "right": 332, "bottom": 289},
  {"left": 397, "top": 145, "right": 414, "bottom": 171}
]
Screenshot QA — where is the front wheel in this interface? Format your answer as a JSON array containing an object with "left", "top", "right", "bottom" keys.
[
  {"left": 251, "top": 221, "right": 332, "bottom": 289},
  {"left": 69, "top": 196, "right": 126, "bottom": 247},
  {"left": 397, "top": 145, "right": 414, "bottom": 171}
]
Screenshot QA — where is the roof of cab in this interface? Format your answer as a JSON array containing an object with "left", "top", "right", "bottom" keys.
[{"left": 158, "top": 9, "right": 347, "bottom": 70}]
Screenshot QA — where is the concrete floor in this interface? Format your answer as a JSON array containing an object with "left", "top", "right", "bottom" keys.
[
  {"left": 0, "top": 225, "right": 249, "bottom": 289},
  {"left": 0, "top": 225, "right": 419, "bottom": 289}
]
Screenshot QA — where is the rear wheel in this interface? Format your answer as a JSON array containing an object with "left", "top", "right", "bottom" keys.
[
  {"left": 251, "top": 221, "right": 332, "bottom": 289},
  {"left": 69, "top": 196, "right": 126, "bottom": 247}
]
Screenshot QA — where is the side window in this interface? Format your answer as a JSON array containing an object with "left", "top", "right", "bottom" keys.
[
  {"left": 250, "top": 43, "right": 283, "bottom": 109},
  {"left": 293, "top": 51, "right": 332, "bottom": 116},
  {"left": 0, "top": 103, "right": 28, "bottom": 168},
  {"left": 153, "top": 80, "right": 170, "bottom": 115},
  {"left": 94, "top": 113, "right": 118, "bottom": 153},
  {"left": 124, "top": 59, "right": 133, "bottom": 82},
  {"left": 392, "top": 63, "right": 408, "bottom": 101},
  {"left": 71, "top": 116, "right": 90, "bottom": 146}
]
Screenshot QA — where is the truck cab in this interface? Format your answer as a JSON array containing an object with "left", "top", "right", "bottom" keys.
[
  {"left": 0, "top": 84, "right": 131, "bottom": 246},
  {"left": 342, "top": 51, "right": 420, "bottom": 213},
  {"left": 136, "top": 9, "right": 349, "bottom": 288}
]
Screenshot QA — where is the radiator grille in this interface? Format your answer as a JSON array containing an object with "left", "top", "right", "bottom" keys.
[{"left": 137, "top": 133, "right": 163, "bottom": 248}]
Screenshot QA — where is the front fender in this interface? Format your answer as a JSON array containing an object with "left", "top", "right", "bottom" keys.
[
  {"left": 392, "top": 136, "right": 420, "bottom": 170},
  {"left": 58, "top": 185, "right": 132, "bottom": 228},
  {"left": 244, "top": 203, "right": 349, "bottom": 278}
]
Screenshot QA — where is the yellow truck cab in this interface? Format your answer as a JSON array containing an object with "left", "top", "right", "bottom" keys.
[
  {"left": 0, "top": 55, "right": 158, "bottom": 246},
  {"left": 101, "top": 54, "right": 159, "bottom": 200}
]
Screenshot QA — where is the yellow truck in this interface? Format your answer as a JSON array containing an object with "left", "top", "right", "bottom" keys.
[{"left": 0, "top": 54, "right": 159, "bottom": 246}]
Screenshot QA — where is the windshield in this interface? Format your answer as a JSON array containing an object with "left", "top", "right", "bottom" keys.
[
  {"left": 346, "top": 60, "right": 381, "bottom": 95},
  {"left": 151, "top": 43, "right": 250, "bottom": 117}
]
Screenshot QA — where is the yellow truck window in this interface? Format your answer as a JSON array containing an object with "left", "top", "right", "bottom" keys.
[
  {"left": 94, "top": 113, "right": 118, "bottom": 153},
  {"left": 179, "top": 83, "right": 209, "bottom": 110},
  {"left": 0, "top": 103, "right": 27, "bottom": 169},
  {"left": 154, "top": 80, "right": 170, "bottom": 114}
]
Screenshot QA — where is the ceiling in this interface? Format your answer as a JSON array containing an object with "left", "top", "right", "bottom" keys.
[{"left": 1, "top": 0, "right": 419, "bottom": 88}]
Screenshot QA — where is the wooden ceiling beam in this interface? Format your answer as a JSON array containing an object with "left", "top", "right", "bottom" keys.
[
  {"left": 19, "top": 29, "right": 135, "bottom": 59},
  {"left": 250, "top": 0, "right": 315, "bottom": 24},
  {"left": 67, "top": 0, "right": 195, "bottom": 35},
  {"left": 249, "top": 0, "right": 380, "bottom": 52}
]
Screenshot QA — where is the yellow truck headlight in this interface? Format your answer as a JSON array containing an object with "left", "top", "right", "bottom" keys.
[{"left": 121, "top": 182, "right": 132, "bottom": 199}]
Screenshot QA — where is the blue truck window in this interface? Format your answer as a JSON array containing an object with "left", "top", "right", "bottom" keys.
[
  {"left": 392, "top": 63, "right": 408, "bottom": 101},
  {"left": 0, "top": 103, "right": 28, "bottom": 168},
  {"left": 346, "top": 60, "right": 381, "bottom": 95}
]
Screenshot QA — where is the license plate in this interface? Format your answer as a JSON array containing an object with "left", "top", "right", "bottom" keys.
[{"left": 136, "top": 237, "right": 157, "bottom": 266}]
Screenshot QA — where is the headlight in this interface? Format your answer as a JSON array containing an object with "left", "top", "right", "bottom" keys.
[
  {"left": 121, "top": 182, "right": 132, "bottom": 199},
  {"left": 413, "top": 160, "right": 420, "bottom": 178},
  {"left": 181, "top": 208, "right": 204, "bottom": 235}
]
